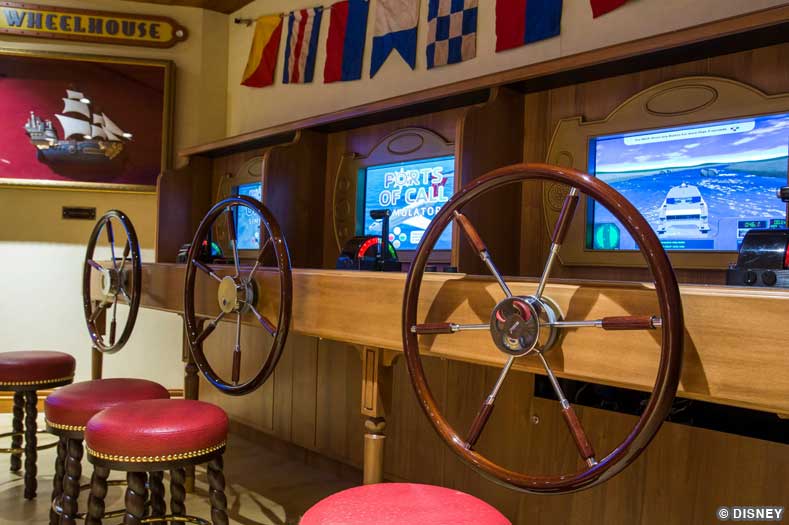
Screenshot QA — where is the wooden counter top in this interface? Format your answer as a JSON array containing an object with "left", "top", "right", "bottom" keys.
[{"left": 95, "top": 263, "right": 789, "bottom": 415}]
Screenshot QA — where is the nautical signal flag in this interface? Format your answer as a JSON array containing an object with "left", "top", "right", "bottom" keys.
[
  {"left": 495, "top": 0, "right": 562, "bottom": 53},
  {"left": 324, "top": 0, "right": 369, "bottom": 83},
  {"left": 240, "top": 15, "right": 283, "bottom": 88},
  {"left": 590, "top": 0, "right": 627, "bottom": 17},
  {"left": 283, "top": 6, "right": 324, "bottom": 84},
  {"left": 370, "top": 0, "right": 420, "bottom": 78},
  {"left": 427, "top": 0, "right": 478, "bottom": 69}
]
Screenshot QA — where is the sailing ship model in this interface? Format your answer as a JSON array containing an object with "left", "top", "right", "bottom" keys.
[{"left": 24, "top": 89, "right": 132, "bottom": 163}]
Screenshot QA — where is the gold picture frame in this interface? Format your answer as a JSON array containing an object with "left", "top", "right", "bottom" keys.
[{"left": 0, "top": 47, "right": 174, "bottom": 194}]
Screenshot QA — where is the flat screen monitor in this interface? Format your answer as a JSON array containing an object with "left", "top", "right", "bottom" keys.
[
  {"left": 234, "top": 181, "right": 262, "bottom": 250},
  {"left": 361, "top": 155, "right": 455, "bottom": 252},
  {"left": 587, "top": 112, "right": 789, "bottom": 252}
]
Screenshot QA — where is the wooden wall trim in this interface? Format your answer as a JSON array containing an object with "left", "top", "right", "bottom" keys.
[{"left": 178, "top": 5, "right": 789, "bottom": 159}]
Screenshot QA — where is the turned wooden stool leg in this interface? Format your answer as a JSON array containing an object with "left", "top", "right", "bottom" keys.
[
  {"left": 149, "top": 471, "right": 166, "bottom": 519},
  {"left": 49, "top": 437, "right": 67, "bottom": 525},
  {"left": 10, "top": 391, "right": 24, "bottom": 472},
  {"left": 169, "top": 467, "right": 186, "bottom": 524},
  {"left": 124, "top": 471, "right": 148, "bottom": 525},
  {"left": 61, "top": 438, "right": 83, "bottom": 525},
  {"left": 86, "top": 465, "right": 110, "bottom": 525},
  {"left": 182, "top": 320, "right": 201, "bottom": 494},
  {"left": 207, "top": 456, "right": 229, "bottom": 525},
  {"left": 23, "top": 390, "right": 38, "bottom": 499}
]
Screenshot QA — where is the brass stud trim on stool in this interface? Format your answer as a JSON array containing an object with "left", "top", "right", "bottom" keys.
[
  {"left": 86, "top": 442, "right": 226, "bottom": 463},
  {"left": 0, "top": 375, "right": 74, "bottom": 387},
  {"left": 45, "top": 420, "right": 87, "bottom": 432}
]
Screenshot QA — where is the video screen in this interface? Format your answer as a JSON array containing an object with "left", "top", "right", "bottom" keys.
[
  {"left": 235, "top": 182, "right": 262, "bottom": 250},
  {"left": 363, "top": 156, "right": 455, "bottom": 251},
  {"left": 588, "top": 113, "right": 789, "bottom": 251}
]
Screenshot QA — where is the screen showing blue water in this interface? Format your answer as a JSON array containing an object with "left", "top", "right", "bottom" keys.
[
  {"left": 588, "top": 113, "right": 789, "bottom": 251},
  {"left": 235, "top": 182, "right": 262, "bottom": 250},
  {"left": 363, "top": 156, "right": 455, "bottom": 251}
]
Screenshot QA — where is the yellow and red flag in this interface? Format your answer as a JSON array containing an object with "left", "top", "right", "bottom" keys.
[{"left": 241, "top": 15, "right": 283, "bottom": 88}]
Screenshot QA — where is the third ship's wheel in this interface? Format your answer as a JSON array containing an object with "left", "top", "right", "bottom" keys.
[
  {"left": 403, "top": 163, "right": 684, "bottom": 493},
  {"left": 184, "top": 196, "right": 292, "bottom": 396},
  {"left": 82, "top": 210, "right": 142, "bottom": 354}
]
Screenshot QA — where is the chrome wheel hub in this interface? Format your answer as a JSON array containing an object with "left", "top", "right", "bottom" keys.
[
  {"left": 217, "top": 276, "right": 255, "bottom": 314},
  {"left": 489, "top": 296, "right": 562, "bottom": 357}
]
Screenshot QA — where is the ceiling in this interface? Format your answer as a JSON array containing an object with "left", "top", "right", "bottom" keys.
[{"left": 122, "top": 0, "right": 256, "bottom": 15}]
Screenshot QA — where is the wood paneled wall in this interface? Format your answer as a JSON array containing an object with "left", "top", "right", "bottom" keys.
[
  {"left": 199, "top": 331, "right": 787, "bottom": 525},
  {"left": 457, "top": 88, "right": 525, "bottom": 276}
]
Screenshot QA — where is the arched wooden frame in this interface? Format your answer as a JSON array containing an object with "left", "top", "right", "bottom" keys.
[
  {"left": 544, "top": 76, "right": 789, "bottom": 269},
  {"left": 212, "top": 154, "right": 267, "bottom": 260},
  {"left": 332, "top": 127, "right": 456, "bottom": 263}
]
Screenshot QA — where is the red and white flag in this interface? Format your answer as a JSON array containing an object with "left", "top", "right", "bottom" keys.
[
  {"left": 283, "top": 6, "right": 324, "bottom": 84},
  {"left": 591, "top": 0, "right": 627, "bottom": 18}
]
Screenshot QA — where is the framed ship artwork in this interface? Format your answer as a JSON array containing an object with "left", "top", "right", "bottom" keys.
[{"left": 0, "top": 48, "right": 173, "bottom": 193}]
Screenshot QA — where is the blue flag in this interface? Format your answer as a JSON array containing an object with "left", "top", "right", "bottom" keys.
[{"left": 370, "top": 0, "right": 420, "bottom": 77}]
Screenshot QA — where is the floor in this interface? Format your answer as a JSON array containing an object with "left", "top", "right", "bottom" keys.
[{"left": 0, "top": 414, "right": 357, "bottom": 525}]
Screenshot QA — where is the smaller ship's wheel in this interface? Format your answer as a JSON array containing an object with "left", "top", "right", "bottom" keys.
[
  {"left": 82, "top": 210, "right": 142, "bottom": 354},
  {"left": 403, "top": 163, "right": 684, "bottom": 494},
  {"left": 184, "top": 196, "right": 292, "bottom": 396}
]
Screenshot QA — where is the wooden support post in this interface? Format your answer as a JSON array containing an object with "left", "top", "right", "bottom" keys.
[
  {"left": 359, "top": 347, "right": 397, "bottom": 485},
  {"left": 91, "top": 300, "right": 105, "bottom": 380},
  {"left": 182, "top": 317, "right": 202, "bottom": 493}
]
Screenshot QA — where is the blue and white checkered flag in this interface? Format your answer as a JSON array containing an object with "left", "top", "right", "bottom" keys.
[{"left": 426, "top": 0, "right": 478, "bottom": 69}]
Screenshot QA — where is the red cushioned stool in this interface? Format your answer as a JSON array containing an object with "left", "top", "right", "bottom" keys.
[
  {"left": 301, "top": 483, "right": 511, "bottom": 525},
  {"left": 45, "top": 378, "right": 169, "bottom": 525},
  {"left": 84, "top": 399, "right": 229, "bottom": 525},
  {"left": 0, "top": 351, "right": 75, "bottom": 500}
]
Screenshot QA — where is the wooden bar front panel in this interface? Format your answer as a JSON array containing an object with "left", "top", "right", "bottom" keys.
[{"left": 93, "top": 263, "right": 789, "bottom": 415}]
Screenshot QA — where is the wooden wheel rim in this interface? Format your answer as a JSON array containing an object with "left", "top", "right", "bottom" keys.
[
  {"left": 183, "top": 196, "right": 293, "bottom": 396},
  {"left": 402, "top": 163, "right": 684, "bottom": 493},
  {"left": 82, "top": 210, "right": 142, "bottom": 354}
]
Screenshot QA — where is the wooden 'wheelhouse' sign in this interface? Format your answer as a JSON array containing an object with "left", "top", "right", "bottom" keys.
[{"left": 0, "top": 2, "right": 187, "bottom": 48}]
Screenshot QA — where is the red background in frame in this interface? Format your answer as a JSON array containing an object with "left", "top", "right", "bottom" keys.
[{"left": 0, "top": 54, "right": 165, "bottom": 186}]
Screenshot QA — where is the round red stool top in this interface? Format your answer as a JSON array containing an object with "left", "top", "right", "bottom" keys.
[
  {"left": 85, "top": 399, "right": 228, "bottom": 462},
  {"left": 0, "top": 351, "right": 75, "bottom": 388},
  {"left": 45, "top": 378, "right": 169, "bottom": 432},
  {"left": 301, "top": 483, "right": 511, "bottom": 525}
]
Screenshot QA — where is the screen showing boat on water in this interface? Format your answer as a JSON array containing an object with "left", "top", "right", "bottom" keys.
[{"left": 587, "top": 112, "right": 789, "bottom": 251}]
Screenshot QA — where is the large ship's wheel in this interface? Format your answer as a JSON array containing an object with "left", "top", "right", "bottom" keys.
[
  {"left": 82, "top": 210, "right": 142, "bottom": 354},
  {"left": 403, "top": 163, "right": 684, "bottom": 493},
  {"left": 184, "top": 196, "right": 292, "bottom": 396}
]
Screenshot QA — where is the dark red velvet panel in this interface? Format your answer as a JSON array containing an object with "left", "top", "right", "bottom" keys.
[{"left": 0, "top": 53, "right": 165, "bottom": 186}]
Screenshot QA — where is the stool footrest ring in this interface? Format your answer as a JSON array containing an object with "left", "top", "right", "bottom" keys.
[
  {"left": 51, "top": 498, "right": 126, "bottom": 521},
  {"left": 0, "top": 429, "right": 58, "bottom": 453},
  {"left": 136, "top": 514, "right": 211, "bottom": 524},
  {"left": 51, "top": 479, "right": 128, "bottom": 520}
]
